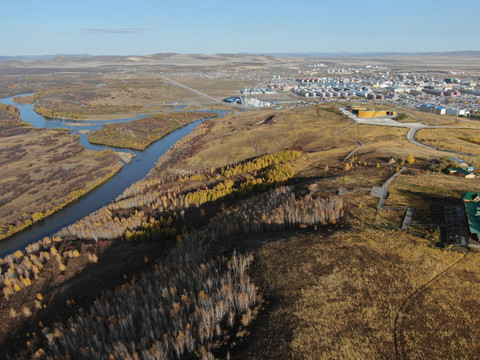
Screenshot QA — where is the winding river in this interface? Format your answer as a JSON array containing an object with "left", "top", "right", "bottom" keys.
[{"left": 0, "top": 95, "right": 223, "bottom": 256}]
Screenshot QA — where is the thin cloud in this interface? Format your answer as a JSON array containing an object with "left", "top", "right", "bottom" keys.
[{"left": 85, "top": 28, "right": 155, "bottom": 34}]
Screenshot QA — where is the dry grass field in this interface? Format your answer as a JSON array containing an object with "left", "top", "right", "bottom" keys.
[
  {"left": 397, "top": 250, "right": 480, "bottom": 359},
  {"left": 416, "top": 127, "right": 480, "bottom": 156},
  {"left": 32, "top": 78, "right": 198, "bottom": 120},
  {"left": 159, "top": 106, "right": 358, "bottom": 176},
  {"left": 150, "top": 104, "right": 480, "bottom": 359},
  {"left": 229, "top": 223, "right": 465, "bottom": 359},
  {"left": 6, "top": 73, "right": 256, "bottom": 120}
]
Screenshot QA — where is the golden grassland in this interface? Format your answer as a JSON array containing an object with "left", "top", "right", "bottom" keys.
[
  {"left": 0, "top": 121, "right": 123, "bottom": 240},
  {"left": 389, "top": 170, "right": 477, "bottom": 204},
  {"left": 228, "top": 195, "right": 479, "bottom": 359},
  {"left": 339, "top": 123, "right": 432, "bottom": 161},
  {"left": 13, "top": 75, "right": 255, "bottom": 121},
  {"left": 416, "top": 127, "right": 480, "bottom": 156},
  {"left": 88, "top": 112, "right": 218, "bottom": 150},
  {"left": 158, "top": 104, "right": 447, "bottom": 183},
  {"left": 31, "top": 79, "right": 195, "bottom": 120},
  {"left": 160, "top": 106, "right": 357, "bottom": 176}
]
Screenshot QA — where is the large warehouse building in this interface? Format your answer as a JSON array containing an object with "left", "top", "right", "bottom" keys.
[{"left": 347, "top": 106, "right": 397, "bottom": 118}]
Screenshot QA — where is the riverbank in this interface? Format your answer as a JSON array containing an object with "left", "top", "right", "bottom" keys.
[
  {"left": 0, "top": 93, "right": 214, "bottom": 256},
  {"left": 0, "top": 101, "right": 124, "bottom": 242}
]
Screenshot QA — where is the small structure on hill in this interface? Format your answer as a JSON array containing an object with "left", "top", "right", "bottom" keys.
[
  {"left": 448, "top": 157, "right": 469, "bottom": 168},
  {"left": 447, "top": 167, "right": 479, "bottom": 179}
]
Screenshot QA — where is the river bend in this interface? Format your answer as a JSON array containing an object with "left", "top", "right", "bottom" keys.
[{"left": 0, "top": 95, "right": 220, "bottom": 256}]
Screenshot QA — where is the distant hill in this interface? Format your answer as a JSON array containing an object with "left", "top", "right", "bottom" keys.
[
  {"left": 0, "top": 53, "right": 285, "bottom": 69},
  {"left": 0, "top": 54, "right": 90, "bottom": 63},
  {"left": 1, "top": 51, "right": 479, "bottom": 71},
  {"left": 246, "top": 50, "right": 480, "bottom": 58}
]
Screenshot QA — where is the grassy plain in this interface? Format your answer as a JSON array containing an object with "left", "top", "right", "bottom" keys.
[
  {"left": 230, "top": 222, "right": 467, "bottom": 359},
  {"left": 155, "top": 105, "right": 447, "bottom": 181},
  {"left": 157, "top": 106, "right": 358, "bottom": 176},
  {"left": 4, "top": 73, "right": 254, "bottom": 120}
]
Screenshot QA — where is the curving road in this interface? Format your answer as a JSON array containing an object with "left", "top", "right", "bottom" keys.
[{"left": 339, "top": 108, "right": 480, "bottom": 154}]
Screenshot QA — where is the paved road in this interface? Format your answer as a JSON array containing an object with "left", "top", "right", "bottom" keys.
[
  {"left": 406, "top": 126, "right": 435, "bottom": 150},
  {"left": 408, "top": 125, "right": 480, "bottom": 155},
  {"left": 160, "top": 75, "right": 251, "bottom": 109},
  {"left": 160, "top": 75, "right": 222, "bottom": 103},
  {"left": 339, "top": 108, "right": 480, "bottom": 154}
]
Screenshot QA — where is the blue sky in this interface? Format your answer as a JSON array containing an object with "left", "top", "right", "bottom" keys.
[{"left": 1, "top": 0, "right": 479, "bottom": 56}]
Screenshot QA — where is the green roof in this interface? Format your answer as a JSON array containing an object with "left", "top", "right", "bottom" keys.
[
  {"left": 463, "top": 192, "right": 480, "bottom": 235},
  {"left": 449, "top": 167, "right": 479, "bottom": 176}
]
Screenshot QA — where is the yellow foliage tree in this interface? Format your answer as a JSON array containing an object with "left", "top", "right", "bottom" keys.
[{"left": 407, "top": 154, "right": 415, "bottom": 164}]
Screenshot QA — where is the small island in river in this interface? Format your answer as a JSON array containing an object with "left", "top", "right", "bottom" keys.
[{"left": 88, "top": 111, "right": 218, "bottom": 150}]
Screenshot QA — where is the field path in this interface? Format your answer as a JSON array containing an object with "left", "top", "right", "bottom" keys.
[
  {"left": 331, "top": 123, "right": 364, "bottom": 161},
  {"left": 393, "top": 250, "right": 469, "bottom": 360}
]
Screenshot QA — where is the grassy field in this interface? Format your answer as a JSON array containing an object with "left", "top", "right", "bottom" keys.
[
  {"left": 88, "top": 111, "right": 218, "bottom": 149},
  {"left": 397, "top": 250, "right": 480, "bottom": 359},
  {"left": 416, "top": 127, "right": 480, "bottom": 156},
  {"left": 31, "top": 78, "right": 197, "bottom": 120},
  {"left": 156, "top": 106, "right": 359, "bottom": 176},
  {"left": 229, "top": 222, "right": 466, "bottom": 359},
  {"left": 8, "top": 74, "right": 255, "bottom": 120}
]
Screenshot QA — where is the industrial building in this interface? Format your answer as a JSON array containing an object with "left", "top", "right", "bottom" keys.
[
  {"left": 419, "top": 104, "right": 446, "bottom": 115},
  {"left": 347, "top": 106, "right": 396, "bottom": 118}
]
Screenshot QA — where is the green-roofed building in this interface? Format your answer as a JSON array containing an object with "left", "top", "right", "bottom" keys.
[
  {"left": 462, "top": 191, "right": 480, "bottom": 241},
  {"left": 448, "top": 167, "right": 479, "bottom": 179}
]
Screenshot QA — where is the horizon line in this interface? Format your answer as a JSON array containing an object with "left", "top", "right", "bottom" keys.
[{"left": 1, "top": 50, "right": 480, "bottom": 58}]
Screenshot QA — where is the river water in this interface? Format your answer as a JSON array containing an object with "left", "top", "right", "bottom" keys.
[{"left": 0, "top": 95, "right": 222, "bottom": 256}]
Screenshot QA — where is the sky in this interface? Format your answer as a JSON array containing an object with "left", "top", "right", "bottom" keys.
[{"left": 1, "top": 0, "right": 479, "bottom": 56}]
